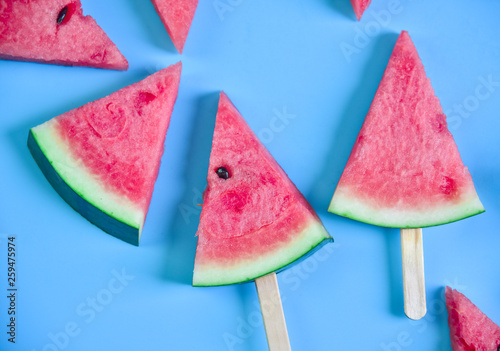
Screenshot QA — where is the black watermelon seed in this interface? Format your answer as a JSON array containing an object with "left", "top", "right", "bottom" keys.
[
  {"left": 57, "top": 6, "right": 68, "bottom": 25},
  {"left": 216, "top": 167, "right": 229, "bottom": 180},
  {"left": 497, "top": 345, "right": 500, "bottom": 351}
]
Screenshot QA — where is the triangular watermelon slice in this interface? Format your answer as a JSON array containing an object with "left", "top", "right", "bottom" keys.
[
  {"left": 0, "top": 0, "right": 128, "bottom": 70},
  {"left": 328, "top": 31, "right": 484, "bottom": 228},
  {"left": 445, "top": 287, "right": 500, "bottom": 350},
  {"left": 150, "top": 0, "right": 198, "bottom": 54},
  {"left": 350, "top": 0, "right": 372, "bottom": 20},
  {"left": 28, "top": 62, "right": 182, "bottom": 245},
  {"left": 193, "top": 92, "right": 332, "bottom": 286}
]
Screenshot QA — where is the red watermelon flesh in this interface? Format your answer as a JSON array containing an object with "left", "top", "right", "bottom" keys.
[
  {"left": 446, "top": 287, "right": 500, "bottom": 351},
  {"left": 193, "top": 92, "right": 332, "bottom": 286},
  {"left": 0, "top": 0, "right": 128, "bottom": 70},
  {"left": 150, "top": 0, "right": 198, "bottom": 54},
  {"left": 350, "top": 0, "right": 372, "bottom": 20},
  {"left": 328, "top": 31, "right": 484, "bottom": 228},
  {"left": 28, "top": 62, "right": 182, "bottom": 245}
]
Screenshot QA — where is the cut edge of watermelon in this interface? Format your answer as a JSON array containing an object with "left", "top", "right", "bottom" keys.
[
  {"left": 150, "top": 0, "right": 198, "bottom": 54},
  {"left": 328, "top": 186, "right": 485, "bottom": 228},
  {"left": 445, "top": 286, "right": 500, "bottom": 350},
  {"left": 28, "top": 124, "right": 143, "bottom": 245},
  {"left": 192, "top": 219, "right": 332, "bottom": 287},
  {"left": 0, "top": 54, "right": 129, "bottom": 71},
  {"left": 0, "top": 1, "right": 129, "bottom": 70},
  {"left": 350, "top": 0, "right": 372, "bottom": 21}
]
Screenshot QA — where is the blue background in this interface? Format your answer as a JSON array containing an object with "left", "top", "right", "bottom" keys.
[{"left": 1, "top": 0, "right": 499, "bottom": 350}]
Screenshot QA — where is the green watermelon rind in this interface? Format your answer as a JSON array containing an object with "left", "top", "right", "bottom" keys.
[
  {"left": 193, "top": 220, "right": 333, "bottom": 287},
  {"left": 28, "top": 125, "right": 144, "bottom": 245},
  {"left": 328, "top": 187, "right": 485, "bottom": 228}
]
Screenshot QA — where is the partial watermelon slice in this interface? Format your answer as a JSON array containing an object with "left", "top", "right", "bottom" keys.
[
  {"left": 150, "top": 0, "right": 198, "bottom": 54},
  {"left": 446, "top": 287, "right": 500, "bottom": 350},
  {"left": 350, "top": 0, "right": 372, "bottom": 20},
  {"left": 193, "top": 92, "right": 333, "bottom": 286},
  {"left": 28, "top": 62, "right": 182, "bottom": 245},
  {"left": 328, "top": 31, "right": 484, "bottom": 228},
  {"left": 0, "top": 0, "right": 128, "bottom": 70}
]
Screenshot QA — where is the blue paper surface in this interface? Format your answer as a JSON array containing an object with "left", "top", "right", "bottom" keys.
[{"left": 1, "top": 0, "right": 499, "bottom": 350}]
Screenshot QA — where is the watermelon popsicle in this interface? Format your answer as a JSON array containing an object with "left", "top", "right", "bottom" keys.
[
  {"left": 193, "top": 92, "right": 333, "bottom": 350},
  {"left": 28, "top": 62, "right": 182, "bottom": 245},
  {"left": 328, "top": 31, "right": 484, "bottom": 319}
]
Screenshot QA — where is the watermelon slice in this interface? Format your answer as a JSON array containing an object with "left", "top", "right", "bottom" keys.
[
  {"left": 28, "top": 62, "right": 182, "bottom": 245},
  {"left": 150, "top": 0, "right": 198, "bottom": 54},
  {"left": 0, "top": 0, "right": 128, "bottom": 70},
  {"left": 193, "top": 92, "right": 332, "bottom": 286},
  {"left": 445, "top": 287, "right": 500, "bottom": 350},
  {"left": 328, "top": 31, "right": 484, "bottom": 228},
  {"left": 350, "top": 0, "right": 372, "bottom": 20}
]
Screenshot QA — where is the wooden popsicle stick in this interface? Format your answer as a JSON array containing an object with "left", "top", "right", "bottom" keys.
[
  {"left": 255, "top": 272, "right": 292, "bottom": 351},
  {"left": 401, "top": 228, "right": 426, "bottom": 320}
]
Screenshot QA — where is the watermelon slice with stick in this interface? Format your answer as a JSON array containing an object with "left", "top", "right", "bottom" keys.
[
  {"left": 350, "top": 0, "right": 372, "bottom": 20},
  {"left": 28, "top": 62, "right": 182, "bottom": 245},
  {"left": 328, "top": 31, "right": 484, "bottom": 319},
  {"left": 194, "top": 92, "right": 332, "bottom": 349},
  {"left": 150, "top": 0, "right": 198, "bottom": 54},
  {"left": 445, "top": 287, "right": 500, "bottom": 350},
  {"left": 0, "top": 0, "right": 128, "bottom": 70}
]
